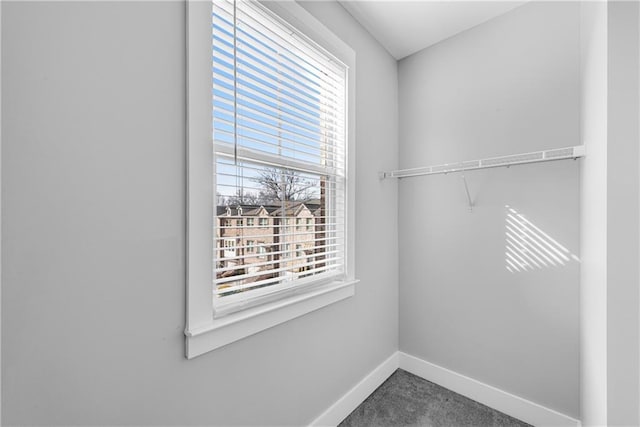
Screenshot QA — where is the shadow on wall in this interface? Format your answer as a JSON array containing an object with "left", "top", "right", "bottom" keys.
[{"left": 505, "top": 205, "right": 580, "bottom": 273}]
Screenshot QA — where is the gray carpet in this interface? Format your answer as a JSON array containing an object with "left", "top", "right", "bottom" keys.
[{"left": 338, "top": 369, "right": 531, "bottom": 427}]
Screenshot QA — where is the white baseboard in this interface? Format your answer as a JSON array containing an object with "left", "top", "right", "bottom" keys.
[
  {"left": 399, "top": 352, "right": 581, "bottom": 427},
  {"left": 309, "top": 352, "right": 399, "bottom": 427},
  {"left": 309, "top": 351, "right": 581, "bottom": 427}
]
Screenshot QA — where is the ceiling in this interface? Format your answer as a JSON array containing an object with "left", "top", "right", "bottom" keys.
[{"left": 338, "top": 1, "right": 527, "bottom": 60}]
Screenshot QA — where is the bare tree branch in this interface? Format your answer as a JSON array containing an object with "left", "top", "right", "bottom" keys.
[{"left": 253, "top": 168, "right": 316, "bottom": 203}]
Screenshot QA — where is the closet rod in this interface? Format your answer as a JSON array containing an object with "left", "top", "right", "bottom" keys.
[{"left": 379, "top": 145, "right": 585, "bottom": 179}]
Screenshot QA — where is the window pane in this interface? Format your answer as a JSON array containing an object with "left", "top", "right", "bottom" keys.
[
  {"left": 215, "top": 162, "right": 343, "bottom": 297},
  {"left": 212, "top": 0, "right": 347, "bottom": 308}
]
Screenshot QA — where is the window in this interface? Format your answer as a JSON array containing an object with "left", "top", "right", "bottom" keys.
[
  {"left": 257, "top": 244, "right": 267, "bottom": 259},
  {"left": 212, "top": 0, "right": 349, "bottom": 312},
  {"left": 306, "top": 217, "right": 313, "bottom": 231},
  {"left": 222, "top": 239, "right": 236, "bottom": 258},
  {"left": 186, "top": 0, "right": 356, "bottom": 358}
]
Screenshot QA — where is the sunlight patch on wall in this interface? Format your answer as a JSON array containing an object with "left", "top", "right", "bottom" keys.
[{"left": 505, "top": 205, "right": 580, "bottom": 273}]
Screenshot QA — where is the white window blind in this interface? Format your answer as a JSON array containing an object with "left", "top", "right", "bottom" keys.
[{"left": 212, "top": 0, "right": 348, "bottom": 316}]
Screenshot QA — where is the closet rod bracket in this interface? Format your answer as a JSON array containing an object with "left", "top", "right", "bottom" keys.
[{"left": 462, "top": 175, "right": 473, "bottom": 212}]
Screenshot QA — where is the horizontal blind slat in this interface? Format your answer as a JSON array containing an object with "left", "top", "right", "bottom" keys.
[
  {"left": 215, "top": 0, "right": 346, "bottom": 78},
  {"left": 215, "top": 158, "right": 346, "bottom": 179},
  {"left": 214, "top": 4, "right": 345, "bottom": 95},
  {"left": 234, "top": 3, "right": 346, "bottom": 83},
  {"left": 215, "top": 247, "right": 346, "bottom": 274},
  {"left": 215, "top": 253, "right": 345, "bottom": 286},
  {"left": 217, "top": 270, "right": 345, "bottom": 298},
  {"left": 213, "top": 69, "right": 345, "bottom": 129},
  {"left": 215, "top": 144, "right": 345, "bottom": 177},
  {"left": 217, "top": 270, "right": 339, "bottom": 296},
  {"left": 213, "top": 98, "right": 344, "bottom": 154},
  {"left": 215, "top": 128, "right": 341, "bottom": 163}
]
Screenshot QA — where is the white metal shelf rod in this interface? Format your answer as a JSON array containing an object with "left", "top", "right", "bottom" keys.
[{"left": 379, "top": 145, "right": 585, "bottom": 179}]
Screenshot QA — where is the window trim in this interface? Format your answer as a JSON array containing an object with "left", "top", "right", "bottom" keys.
[{"left": 185, "top": 0, "right": 357, "bottom": 359}]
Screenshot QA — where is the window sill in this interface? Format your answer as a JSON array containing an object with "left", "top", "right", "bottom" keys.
[{"left": 185, "top": 279, "right": 358, "bottom": 359}]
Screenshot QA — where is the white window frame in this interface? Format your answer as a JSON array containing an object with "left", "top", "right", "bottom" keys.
[{"left": 185, "top": 0, "right": 357, "bottom": 359}]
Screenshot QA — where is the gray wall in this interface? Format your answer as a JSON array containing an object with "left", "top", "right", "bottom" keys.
[
  {"left": 398, "top": 2, "right": 580, "bottom": 418},
  {"left": 1, "top": 1, "right": 399, "bottom": 425}
]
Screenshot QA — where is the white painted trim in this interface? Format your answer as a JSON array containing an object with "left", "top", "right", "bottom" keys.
[
  {"left": 309, "top": 352, "right": 580, "bottom": 427},
  {"left": 1, "top": 0, "right": 4, "bottom": 424},
  {"left": 309, "top": 352, "right": 400, "bottom": 427},
  {"left": 399, "top": 352, "right": 581, "bottom": 427},
  {"left": 185, "top": 0, "right": 216, "bottom": 342},
  {"left": 186, "top": 280, "right": 357, "bottom": 358}
]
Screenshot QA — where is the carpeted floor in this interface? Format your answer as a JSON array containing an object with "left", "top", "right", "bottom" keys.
[{"left": 338, "top": 369, "right": 532, "bottom": 427}]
